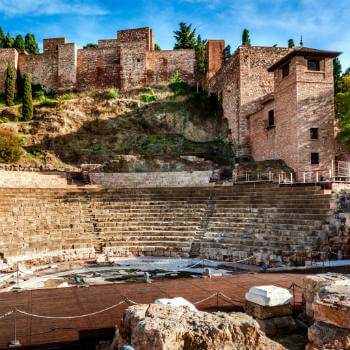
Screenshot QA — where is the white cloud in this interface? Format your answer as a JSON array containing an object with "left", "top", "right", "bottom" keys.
[{"left": 0, "top": 0, "right": 108, "bottom": 16}]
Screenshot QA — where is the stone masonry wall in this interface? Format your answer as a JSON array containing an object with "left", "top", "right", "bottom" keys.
[
  {"left": 58, "top": 43, "right": 77, "bottom": 91},
  {"left": 89, "top": 170, "right": 212, "bottom": 188},
  {"left": 76, "top": 47, "right": 121, "bottom": 89},
  {"left": 146, "top": 50, "right": 195, "bottom": 85},
  {"left": 0, "top": 171, "right": 68, "bottom": 188},
  {"left": 206, "top": 40, "right": 225, "bottom": 79},
  {"left": 18, "top": 51, "right": 59, "bottom": 92},
  {"left": 117, "top": 27, "right": 154, "bottom": 51}
]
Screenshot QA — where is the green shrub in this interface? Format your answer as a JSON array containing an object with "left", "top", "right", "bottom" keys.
[
  {"left": 22, "top": 72, "right": 33, "bottom": 121},
  {"left": 5, "top": 63, "right": 15, "bottom": 106},
  {"left": 59, "top": 93, "right": 71, "bottom": 101},
  {"left": 143, "top": 95, "right": 159, "bottom": 103},
  {"left": 169, "top": 70, "right": 181, "bottom": 83},
  {"left": 34, "top": 89, "right": 45, "bottom": 99},
  {"left": 169, "top": 81, "right": 192, "bottom": 96},
  {"left": 107, "top": 89, "right": 119, "bottom": 99},
  {"left": 0, "top": 129, "right": 22, "bottom": 163},
  {"left": 25, "top": 152, "right": 35, "bottom": 158},
  {"left": 38, "top": 98, "right": 54, "bottom": 108},
  {"left": 140, "top": 87, "right": 153, "bottom": 94}
]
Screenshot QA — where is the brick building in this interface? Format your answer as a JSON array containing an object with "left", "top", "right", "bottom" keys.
[{"left": 207, "top": 44, "right": 342, "bottom": 180}]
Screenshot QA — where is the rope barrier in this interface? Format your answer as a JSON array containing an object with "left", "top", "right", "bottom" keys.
[
  {"left": 193, "top": 293, "right": 218, "bottom": 305},
  {"left": 0, "top": 310, "right": 14, "bottom": 319},
  {"left": 15, "top": 300, "right": 125, "bottom": 319},
  {"left": 217, "top": 291, "right": 242, "bottom": 305}
]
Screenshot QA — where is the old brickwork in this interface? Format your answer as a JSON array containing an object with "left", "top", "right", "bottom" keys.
[
  {"left": 208, "top": 46, "right": 290, "bottom": 155},
  {"left": 206, "top": 40, "right": 225, "bottom": 79},
  {"left": 249, "top": 50, "right": 337, "bottom": 179},
  {"left": 0, "top": 27, "right": 194, "bottom": 93}
]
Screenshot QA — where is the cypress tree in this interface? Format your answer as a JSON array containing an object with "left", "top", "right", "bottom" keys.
[
  {"left": 13, "top": 35, "right": 25, "bottom": 50},
  {"left": 16, "top": 68, "right": 23, "bottom": 99},
  {"left": 288, "top": 39, "right": 295, "bottom": 48},
  {"left": 194, "top": 34, "right": 207, "bottom": 91},
  {"left": 222, "top": 45, "right": 231, "bottom": 62},
  {"left": 174, "top": 22, "right": 196, "bottom": 49},
  {"left": 0, "top": 27, "right": 4, "bottom": 48},
  {"left": 5, "top": 63, "right": 15, "bottom": 106},
  {"left": 4, "top": 33, "right": 14, "bottom": 48},
  {"left": 242, "top": 29, "right": 251, "bottom": 46},
  {"left": 154, "top": 43, "right": 161, "bottom": 51},
  {"left": 22, "top": 72, "right": 33, "bottom": 121}
]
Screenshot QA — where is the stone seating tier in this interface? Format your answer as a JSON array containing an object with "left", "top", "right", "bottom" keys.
[{"left": 0, "top": 184, "right": 337, "bottom": 268}]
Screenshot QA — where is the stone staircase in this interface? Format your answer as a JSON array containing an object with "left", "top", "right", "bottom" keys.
[{"left": 0, "top": 184, "right": 337, "bottom": 268}]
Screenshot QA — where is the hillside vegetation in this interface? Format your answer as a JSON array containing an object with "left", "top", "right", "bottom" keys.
[{"left": 0, "top": 82, "right": 234, "bottom": 171}]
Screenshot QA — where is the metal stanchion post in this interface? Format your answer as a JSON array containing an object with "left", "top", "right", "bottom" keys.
[{"left": 8, "top": 310, "right": 21, "bottom": 348}]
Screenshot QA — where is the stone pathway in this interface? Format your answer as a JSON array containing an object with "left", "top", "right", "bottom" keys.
[{"left": 0, "top": 273, "right": 304, "bottom": 349}]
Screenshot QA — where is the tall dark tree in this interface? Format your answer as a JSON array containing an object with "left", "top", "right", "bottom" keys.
[
  {"left": 288, "top": 39, "right": 295, "bottom": 48},
  {"left": 194, "top": 35, "right": 207, "bottom": 91},
  {"left": 13, "top": 35, "right": 25, "bottom": 50},
  {"left": 222, "top": 45, "right": 231, "bottom": 63},
  {"left": 5, "top": 63, "right": 15, "bottom": 106},
  {"left": 83, "top": 43, "right": 98, "bottom": 49},
  {"left": 0, "top": 27, "right": 4, "bottom": 48},
  {"left": 16, "top": 68, "right": 23, "bottom": 98},
  {"left": 4, "top": 33, "right": 14, "bottom": 48},
  {"left": 25, "top": 34, "right": 39, "bottom": 54},
  {"left": 22, "top": 72, "right": 33, "bottom": 121},
  {"left": 154, "top": 43, "right": 161, "bottom": 51},
  {"left": 174, "top": 22, "right": 196, "bottom": 49},
  {"left": 334, "top": 58, "right": 342, "bottom": 94},
  {"left": 242, "top": 29, "right": 251, "bottom": 46},
  {"left": 344, "top": 67, "right": 350, "bottom": 76}
]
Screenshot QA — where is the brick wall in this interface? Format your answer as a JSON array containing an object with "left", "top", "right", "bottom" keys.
[
  {"left": 43, "top": 38, "right": 67, "bottom": 53},
  {"left": 146, "top": 50, "right": 195, "bottom": 85},
  {"left": 58, "top": 43, "right": 77, "bottom": 91},
  {"left": 249, "top": 53, "right": 336, "bottom": 179},
  {"left": 76, "top": 47, "right": 121, "bottom": 89},
  {"left": 206, "top": 40, "right": 225, "bottom": 79},
  {"left": 0, "top": 49, "right": 18, "bottom": 93},
  {"left": 18, "top": 51, "right": 59, "bottom": 92},
  {"left": 117, "top": 27, "right": 154, "bottom": 50},
  {"left": 89, "top": 171, "right": 212, "bottom": 188}
]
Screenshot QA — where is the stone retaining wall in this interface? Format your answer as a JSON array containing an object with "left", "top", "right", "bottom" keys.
[
  {"left": 89, "top": 170, "right": 212, "bottom": 188},
  {"left": 0, "top": 171, "right": 68, "bottom": 188}
]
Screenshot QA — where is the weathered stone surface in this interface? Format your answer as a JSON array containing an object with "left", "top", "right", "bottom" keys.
[
  {"left": 303, "top": 273, "right": 350, "bottom": 318},
  {"left": 245, "top": 285, "right": 293, "bottom": 306},
  {"left": 115, "top": 304, "right": 286, "bottom": 350},
  {"left": 153, "top": 297, "right": 197, "bottom": 311},
  {"left": 307, "top": 321, "right": 350, "bottom": 350},
  {"left": 244, "top": 300, "right": 292, "bottom": 319},
  {"left": 313, "top": 284, "right": 350, "bottom": 329},
  {"left": 256, "top": 316, "right": 298, "bottom": 336}
]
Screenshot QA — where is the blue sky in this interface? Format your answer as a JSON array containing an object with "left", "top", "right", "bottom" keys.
[{"left": 0, "top": 0, "right": 348, "bottom": 71}]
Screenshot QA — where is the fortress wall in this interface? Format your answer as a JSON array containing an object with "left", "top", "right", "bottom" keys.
[
  {"left": 120, "top": 41, "right": 147, "bottom": 91},
  {"left": 58, "top": 43, "right": 77, "bottom": 91},
  {"left": 89, "top": 171, "right": 212, "bottom": 188},
  {"left": 146, "top": 50, "right": 195, "bottom": 85},
  {"left": 0, "top": 171, "right": 68, "bottom": 188},
  {"left": 76, "top": 47, "right": 122, "bottom": 89},
  {"left": 0, "top": 49, "right": 18, "bottom": 93},
  {"left": 117, "top": 27, "right": 154, "bottom": 50},
  {"left": 19, "top": 52, "right": 59, "bottom": 92}
]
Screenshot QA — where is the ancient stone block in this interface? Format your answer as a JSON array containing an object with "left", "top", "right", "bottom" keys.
[
  {"left": 245, "top": 285, "right": 293, "bottom": 306},
  {"left": 257, "top": 316, "right": 298, "bottom": 336},
  {"left": 244, "top": 300, "right": 292, "bottom": 319},
  {"left": 307, "top": 321, "right": 350, "bottom": 350},
  {"left": 313, "top": 284, "right": 350, "bottom": 330}
]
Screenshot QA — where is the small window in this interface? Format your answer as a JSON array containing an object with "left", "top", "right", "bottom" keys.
[
  {"left": 56, "top": 45, "right": 59, "bottom": 50},
  {"left": 282, "top": 64, "right": 290, "bottom": 78},
  {"left": 137, "top": 58, "right": 141, "bottom": 63},
  {"left": 310, "top": 128, "right": 318, "bottom": 140},
  {"left": 308, "top": 59, "right": 320, "bottom": 71},
  {"left": 268, "top": 110, "right": 275, "bottom": 127},
  {"left": 311, "top": 153, "right": 319, "bottom": 165}
]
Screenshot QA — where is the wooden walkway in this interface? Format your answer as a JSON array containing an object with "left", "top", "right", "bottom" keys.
[{"left": 0, "top": 273, "right": 305, "bottom": 349}]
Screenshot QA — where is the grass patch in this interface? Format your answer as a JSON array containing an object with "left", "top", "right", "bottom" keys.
[
  {"left": 107, "top": 89, "right": 119, "bottom": 99},
  {"left": 143, "top": 95, "right": 159, "bottom": 103}
]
